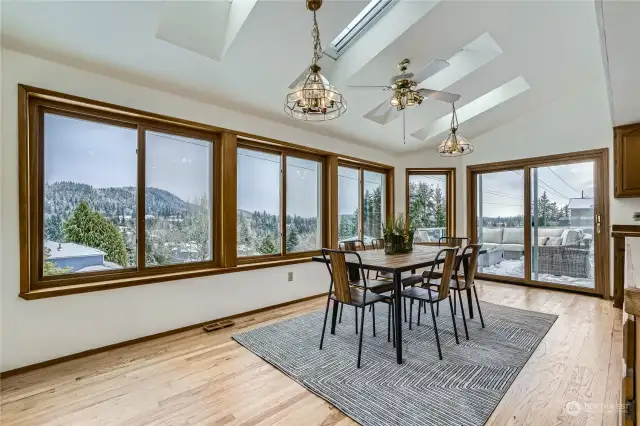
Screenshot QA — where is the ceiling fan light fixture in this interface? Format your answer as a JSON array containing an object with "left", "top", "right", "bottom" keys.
[
  {"left": 437, "top": 102, "right": 474, "bottom": 157},
  {"left": 284, "top": 0, "right": 346, "bottom": 121}
]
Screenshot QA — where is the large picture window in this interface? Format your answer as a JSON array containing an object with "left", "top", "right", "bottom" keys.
[
  {"left": 406, "top": 168, "right": 455, "bottom": 243},
  {"left": 24, "top": 94, "right": 218, "bottom": 292},
  {"left": 338, "top": 163, "right": 387, "bottom": 244},
  {"left": 19, "top": 85, "right": 393, "bottom": 299},
  {"left": 236, "top": 143, "right": 324, "bottom": 259}
]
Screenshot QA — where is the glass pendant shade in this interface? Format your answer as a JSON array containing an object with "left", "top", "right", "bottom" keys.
[
  {"left": 436, "top": 131, "right": 474, "bottom": 156},
  {"left": 285, "top": 66, "right": 347, "bottom": 121}
]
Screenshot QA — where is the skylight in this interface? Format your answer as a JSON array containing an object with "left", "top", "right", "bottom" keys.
[{"left": 324, "top": 0, "right": 397, "bottom": 60}]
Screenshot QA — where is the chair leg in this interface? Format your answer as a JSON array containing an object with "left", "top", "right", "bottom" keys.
[
  {"left": 355, "top": 307, "right": 358, "bottom": 334},
  {"left": 357, "top": 303, "right": 366, "bottom": 368},
  {"left": 456, "top": 290, "right": 469, "bottom": 340},
  {"left": 387, "top": 303, "right": 391, "bottom": 343},
  {"left": 417, "top": 300, "right": 422, "bottom": 326},
  {"left": 409, "top": 298, "right": 413, "bottom": 330},
  {"left": 448, "top": 296, "right": 460, "bottom": 345},
  {"left": 403, "top": 297, "right": 407, "bottom": 322},
  {"left": 473, "top": 286, "right": 485, "bottom": 328},
  {"left": 391, "top": 302, "right": 396, "bottom": 348},
  {"left": 428, "top": 301, "right": 443, "bottom": 360},
  {"left": 453, "top": 292, "right": 457, "bottom": 315},
  {"left": 436, "top": 300, "right": 440, "bottom": 316},
  {"left": 372, "top": 303, "right": 376, "bottom": 337},
  {"left": 319, "top": 297, "right": 331, "bottom": 350},
  {"left": 423, "top": 301, "right": 427, "bottom": 314},
  {"left": 339, "top": 303, "right": 343, "bottom": 324}
]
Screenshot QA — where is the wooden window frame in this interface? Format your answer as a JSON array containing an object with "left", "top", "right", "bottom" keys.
[
  {"left": 405, "top": 168, "right": 456, "bottom": 245},
  {"left": 21, "top": 93, "right": 222, "bottom": 292},
  {"left": 337, "top": 160, "right": 394, "bottom": 244},
  {"left": 236, "top": 140, "right": 327, "bottom": 263},
  {"left": 17, "top": 85, "right": 395, "bottom": 299},
  {"left": 465, "top": 149, "right": 610, "bottom": 298}
]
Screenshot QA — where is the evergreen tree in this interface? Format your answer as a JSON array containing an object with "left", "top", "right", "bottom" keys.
[
  {"left": 286, "top": 225, "right": 299, "bottom": 253},
  {"left": 63, "top": 201, "right": 129, "bottom": 267},
  {"left": 44, "top": 214, "right": 64, "bottom": 242},
  {"left": 258, "top": 235, "right": 278, "bottom": 254}
]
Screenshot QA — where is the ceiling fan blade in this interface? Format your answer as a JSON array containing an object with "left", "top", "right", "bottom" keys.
[
  {"left": 348, "top": 85, "right": 392, "bottom": 90},
  {"left": 370, "top": 98, "right": 393, "bottom": 117},
  {"left": 412, "top": 60, "right": 450, "bottom": 84},
  {"left": 418, "top": 89, "right": 461, "bottom": 103},
  {"left": 364, "top": 98, "right": 401, "bottom": 125}
]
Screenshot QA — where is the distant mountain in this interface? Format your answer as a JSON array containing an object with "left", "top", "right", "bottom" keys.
[{"left": 44, "top": 181, "right": 194, "bottom": 219}]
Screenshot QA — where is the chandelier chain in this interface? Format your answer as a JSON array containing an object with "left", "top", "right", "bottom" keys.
[
  {"left": 450, "top": 103, "right": 459, "bottom": 132},
  {"left": 311, "top": 11, "right": 323, "bottom": 66}
]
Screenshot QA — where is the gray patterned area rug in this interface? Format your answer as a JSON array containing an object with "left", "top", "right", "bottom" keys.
[{"left": 233, "top": 299, "right": 557, "bottom": 426}]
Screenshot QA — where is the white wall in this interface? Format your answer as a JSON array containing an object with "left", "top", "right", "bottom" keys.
[{"left": 0, "top": 48, "right": 404, "bottom": 372}]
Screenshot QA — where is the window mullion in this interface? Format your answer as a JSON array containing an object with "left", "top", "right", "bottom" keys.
[
  {"left": 137, "top": 126, "right": 146, "bottom": 272},
  {"left": 281, "top": 153, "right": 287, "bottom": 256}
]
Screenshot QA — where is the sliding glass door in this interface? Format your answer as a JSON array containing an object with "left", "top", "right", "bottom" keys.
[
  {"left": 530, "top": 161, "right": 595, "bottom": 289},
  {"left": 476, "top": 170, "right": 525, "bottom": 279},
  {"left": 468, "top": 150, "right": 608, "bottom": 296}
]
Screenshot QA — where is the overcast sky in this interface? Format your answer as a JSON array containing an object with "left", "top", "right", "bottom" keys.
[{"left": 478, "top": 162, "right": 594, "bottom": 217}]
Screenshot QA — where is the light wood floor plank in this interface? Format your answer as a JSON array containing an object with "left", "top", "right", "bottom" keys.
[{"left": 0, "top": 281, "right": 623, "bottom": 425}]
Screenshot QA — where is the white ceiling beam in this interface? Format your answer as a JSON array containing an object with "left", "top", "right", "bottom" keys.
[
  {"left": 220, "top": 0, "right": 259, "bottom": 59},
  {"left": 412, "top": 76, "right": 530, "bottom": 141}
]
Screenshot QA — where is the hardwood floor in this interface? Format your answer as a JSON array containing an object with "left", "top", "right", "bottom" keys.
[{"left": 0, "top": 281, "right": 623, "bottom": 425}]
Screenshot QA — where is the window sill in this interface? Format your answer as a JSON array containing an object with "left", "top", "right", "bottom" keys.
[{"left": 20, "top": 257, "right": 314, "bottom": 300}]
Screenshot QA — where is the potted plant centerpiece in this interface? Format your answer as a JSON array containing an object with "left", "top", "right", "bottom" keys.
[{"left": 383, "top": 214, "right": 415, "bottom": 255}]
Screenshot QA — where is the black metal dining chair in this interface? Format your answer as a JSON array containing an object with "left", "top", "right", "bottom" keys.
[
  {"left": 319, "top": 249, "right": 396, "bottom": 368},
  {"left": 400, "top": 246, "right": 460, "bottom": 360},
  {"left": 426, "top": 244, "right": 485, "bottom": 340}
]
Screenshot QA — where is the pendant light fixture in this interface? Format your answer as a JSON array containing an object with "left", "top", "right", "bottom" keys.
[
  {"left": 437, "top": 103, "right": 474, "bottom": 156},
  {"left": 284, "top": 0, "right": 347, "bottom": 121}
]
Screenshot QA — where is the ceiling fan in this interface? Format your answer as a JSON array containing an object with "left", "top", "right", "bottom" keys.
[{"left": 349, "top": 58, "right": 461, "bottom": 142}]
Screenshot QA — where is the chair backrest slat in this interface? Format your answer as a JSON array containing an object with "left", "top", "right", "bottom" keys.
[
  {"left": 328, "top": 251, "right": 352, "bottom": 303},
  {"left": 322, "top": 248, "right": 366, "bottom": 304},
  {"left": 464, "top": 244, "right": 483, "bottom": 287},
  {"left": 432, "top": 247, "right": 458, "bottom": 298}
]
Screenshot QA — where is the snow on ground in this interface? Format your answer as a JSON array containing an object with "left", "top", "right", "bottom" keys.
[{"left": 480, "top": 256, "right": 595, "bottom": 289}]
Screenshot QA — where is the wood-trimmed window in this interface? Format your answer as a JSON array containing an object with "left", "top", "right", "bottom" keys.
[
  {"left": 236, "top": 140, "right": 326, "bottom": 262},
  {"left": 18, "top": 85, "right": 394, "bottom": 299},
  {"left": 405, "top": 168, "right": 456, "bottom": 244},
  {"left": 337, "top": 161, "right": 393, "bottom": 244}
]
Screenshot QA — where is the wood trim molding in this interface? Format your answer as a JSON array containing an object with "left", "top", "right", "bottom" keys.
[
  {"left": 405, "top": 168, "right": 456, "bottom": 237},
  {"left": 17, "top": 85, "right": 396, "bottom": 298},
  {"left": 325, "top": 155, "right": 339, "bottom": 248},
  {"left": 0, "top": 292, "right": 325, "bottom": 378},
  {"left": 467, "top": 148, "right": 610, "bottom": 298}
]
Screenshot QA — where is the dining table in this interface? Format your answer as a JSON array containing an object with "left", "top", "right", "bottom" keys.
[{"left": 312, "top": 244, "right": 486, "bottom": 364}]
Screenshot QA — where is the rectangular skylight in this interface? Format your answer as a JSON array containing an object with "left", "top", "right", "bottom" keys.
[{"left": 324, "top": 0, "right": 397, "bottom": 60}]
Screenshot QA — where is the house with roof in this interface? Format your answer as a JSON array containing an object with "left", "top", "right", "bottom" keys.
[
  {"left": 568, "top": 197, "right": 594, "bottom": 228},
  {"left": 44, "top": 241, "right": 122, "bottom": 272}
]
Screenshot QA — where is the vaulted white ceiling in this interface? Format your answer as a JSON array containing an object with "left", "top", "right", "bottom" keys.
[
  {"left": 596, "top": 0, "right": 640, "bottom": 127},
  {"left": 1, "top": 0, "right": 606, "bottom": 153}
]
